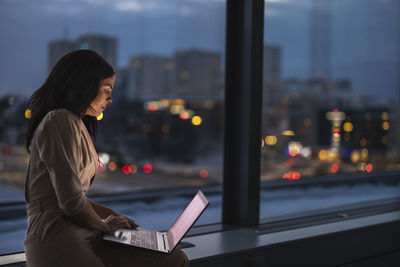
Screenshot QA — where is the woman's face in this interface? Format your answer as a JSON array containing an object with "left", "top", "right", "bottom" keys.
[{"left": 86, "top": 75, "right": 115, "bottom": 117}]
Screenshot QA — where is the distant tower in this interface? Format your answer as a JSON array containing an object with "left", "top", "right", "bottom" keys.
[
  {"left": 174, "top": 49, "right": 222, "bottom": 102},
  {"left": 76, "top": 34, "right": 118, "bottom": 67},
  {"left": 48, "top": 39, "right": 76, "bottom": 73},
  {"left": 126, "top": 55, "right": 174, "bottom": 101},
  {"left": 263, "top": 45, "right": 282, "bottom": 104},
  {"left": 310, "top": 0, "right": 332, "bottom": 80}
]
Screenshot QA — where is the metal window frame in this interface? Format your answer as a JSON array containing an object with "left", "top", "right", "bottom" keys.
[{"left": 222, "top": 0, "right": 265, "bottom": 226}]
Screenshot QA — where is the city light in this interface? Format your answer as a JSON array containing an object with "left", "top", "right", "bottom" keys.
[
  {"left": 300, "top": 147, "right": 312, "bottom": 159},
  {"left": 357, "top": 162, "right": 367, "bottom": 172},
  {"left": 288, "top": 141, "right": 302, "bottom": 157},
  {"left": 361, "top": 148, "right": 368, "bottom": 161},
  {"left": 192, "top": 116, "right": 202, "bottom": 126},
  {"left": 130, "top": 164, "right": 138, "bottom": 174},
  {"left": 147, "top": 101, "right": 159, "bottom": 112},
  {"left": 143, "top": 163, "right": 152, "bottom": 173},
  {"left": 282, "top": 130, "right": 295, "bottom": 136},
  {"left": 97, "top": 112, "right": 103, "bottom": 121},
  {"left": 282, "top": 171, "right": 301, "bottom": 180},
  {"left": 381, "top": 112, "right": 388, "bottom": 121},
  {"left": 180, "top": 111, "right": 190, "bottom": 120},
  {"left": 108, "top": 162, "right": 117, "bottom": 172},
  {"left": 199, "top": 169, "right": 208, "bottom": 179},
  {"left": 350, "top": 151, "right": 360, "bottom": 164},
  {"left": 265, "top": 135, "right": 277, "bottom": 146},
  {"left": 173, "top": 99, "right": 186, "bottom": 105},
  {"left": 365, "top": 163, "right": 373, "bottom": 173},
  {"left": 343, "top": 122, "right": 353, "bottom": 132},
  {"left": 99, "top": 153, "right": 110, "bottom": 165},
  {"left": 382, "top": 121, "right": 390, "bottom": 130},
  {"left": 319, "top": 149, "right": 329, "bottom": 161},
  {"left": 331, "top": 164, "right": 339, "bottom": 174},
  {"left": 122, "top": 165, "right": 131, "bottom": 175},
  {"left": 160, "top": 99, "right": 171, "bottom": 108},
  {"left": 24, "top": 109, "right": 31, "bottom": 119},
  {"left": 170, "top": 104, "right": 184, "bottom": 115}
]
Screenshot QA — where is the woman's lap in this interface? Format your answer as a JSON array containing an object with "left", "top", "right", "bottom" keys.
[
  {"left": 26, "top": 234, "right": 189, "bottom": 267},
  {"left": 91, "top": 235, "right": 190, "bottom": 267}
]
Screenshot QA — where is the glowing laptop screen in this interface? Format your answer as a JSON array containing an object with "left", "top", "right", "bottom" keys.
[{"left": 169, "top": 192, "right": 208, "bottom": 247}]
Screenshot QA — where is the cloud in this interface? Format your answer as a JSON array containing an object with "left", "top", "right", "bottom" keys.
[{"left": 114, "top": 0, "right": 157, "bottom": 12}]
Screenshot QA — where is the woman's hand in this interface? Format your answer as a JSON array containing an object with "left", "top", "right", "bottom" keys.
[{"left": 103, "top": 215, "right": 139, "bottom": 233}]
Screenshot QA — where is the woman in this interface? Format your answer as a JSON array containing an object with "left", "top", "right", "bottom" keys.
[{"left": 24, "top": 49, "right": 189, "bottom": 267}]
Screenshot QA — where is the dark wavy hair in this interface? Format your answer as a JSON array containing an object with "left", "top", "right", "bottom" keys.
[{"left": 26, "top": 49, "right": 115, "bottom": 153}]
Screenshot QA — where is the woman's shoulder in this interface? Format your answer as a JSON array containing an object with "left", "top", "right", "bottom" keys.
[{"left": 39, "top": 109, "right": 83, "bottom": 132}]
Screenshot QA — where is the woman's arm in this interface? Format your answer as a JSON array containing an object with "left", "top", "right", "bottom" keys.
[
  {"left": 70, "top": 200, "right": 110, "bottom": 232},
  {"left": 89, "top": 199, "right": 119, "bottom": 219},
  {"left": 89, "top": 199, "right": 139, "bottom": 229},
  {"left": 71, "top": 199, "right": 135, "bottom": 233}
]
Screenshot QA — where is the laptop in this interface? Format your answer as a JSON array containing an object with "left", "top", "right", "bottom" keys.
[{"left": 103, "top": 190, "right": 210, "bottom": 253}]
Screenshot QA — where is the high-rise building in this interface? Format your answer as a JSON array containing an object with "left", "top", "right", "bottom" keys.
[
  {"left": 113, "top": 68, "right": 128, "bottom": 103},
  {"left": 262, "top": 45, "right": 284, "bottom": 134},
  {"left": 48, "top": 40, "right": 76, "bottom": 73},
  {"left": 126, "top": 55, "right": 174, "bottom": 101},
  {"left": 263, "top": 45, "right": 282, "bottom": 103},
  {"left": 310, "top": 0, "right": 332, "bottom": 79},
  {"left": 174, "top": 49, "right": 222, "bottom": 102},
  {"left": 76, "top": 34, "right": 118, "bottom": 67},
  {"left": 263, "top": 45, "right": 281, "bottom": 85}
]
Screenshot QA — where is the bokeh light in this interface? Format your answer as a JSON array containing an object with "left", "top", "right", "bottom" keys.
[
  {"left": 282, "top": 171, "right": 301, "bottom": 180},
  {"left": 282, "top": 130, "right": 295, "bottom": 136},
  {"left": 130, "top": 164, "right": 138, "bottom": 174},
  {"left": 350, "top": 150, "right": 360, "bottom": 164},
  {"left": 265, "top": 135, "right": 277, "bottom": 146},
  {"left": 143, "top": 163, "right": 152, "bottom": 173},
  {"left": 97, "top": 112, "right": 103, "bottom": 121},
  {"left": 180, "top": 111, "right": 190, "bottom": 120},
  {"left": 99, "top": 153, "right": 110, "bottom": 165},
  {"left": 108, "top": 162, "right": 117, "bottom": 172},
  {"left": 192, "top": 116, "right": 202, "bottom": 126},
  {"left": 365, "top": 163, "right": 373, "bottom": 173},
  {"left": 331, "top": 164, "right": 339, "bottom": 174},
  {"left": 319, "top": 149, "right": 329, "bottom": 161},
  {"left": 343, "top": 122, "right": 353, "bottom": 132},
  {"left": 382, "top": 122, "right": 390, "bottom": 130},
  {"left": 122, "top": 165, "right": 131, "bottom": 175},
  {"left": 288, "top": 142, "right": 302, "bottom": 157},
  {"left": 199, "top": 169, "right": 208, "bottom": 179},
  {"left": 25, "top": 109, "right": 31, "bottom": 119}
]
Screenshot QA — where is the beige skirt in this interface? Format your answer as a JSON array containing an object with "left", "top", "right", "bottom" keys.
[{"left": 25, "top": 232, "right": 189, "bottom": 267}]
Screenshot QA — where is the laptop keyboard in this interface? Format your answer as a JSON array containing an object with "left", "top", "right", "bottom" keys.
[{"left": 130, "top": 230, "right": 157, "bottom": 250}]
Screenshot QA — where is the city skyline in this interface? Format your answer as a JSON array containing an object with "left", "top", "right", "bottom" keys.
[{"left": 0, "top": 0, "right": 399, "bottom": 101}]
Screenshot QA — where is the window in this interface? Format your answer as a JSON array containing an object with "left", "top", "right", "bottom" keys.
[
  {"left": 260, "top": 0, "right": 400, "bottom": 221},
  {"left": 0, "top": 0, "right": 225, "bottom": 255}
]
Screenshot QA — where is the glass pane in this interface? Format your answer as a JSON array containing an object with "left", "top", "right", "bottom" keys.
[
  {"left": 0, "top": 0, "right": 225, "bottom": 254},
  {"left": 261, "top": 0, "right": 400, "bottom": 220}
]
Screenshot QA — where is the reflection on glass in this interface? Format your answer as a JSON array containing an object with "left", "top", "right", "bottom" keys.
[
  {"left": 261, "top": 0, "right": 400, "bottom": 218},
  {"left": 0, "top": 0, "right": 225, "bottom": 254}
]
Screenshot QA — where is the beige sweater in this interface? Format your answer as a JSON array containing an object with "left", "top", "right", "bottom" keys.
[{"left": 24, "top": 109, "right": 98, "bottom": 266}]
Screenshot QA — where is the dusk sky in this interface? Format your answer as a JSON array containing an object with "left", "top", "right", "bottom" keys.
[{"left": 0, "top": 0, "right": 399, "bottom": 100}]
